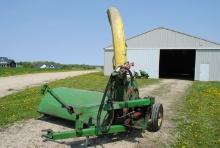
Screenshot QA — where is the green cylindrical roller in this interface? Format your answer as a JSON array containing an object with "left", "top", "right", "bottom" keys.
[{"left": 38, "top": 87, "right": 104, "bottom": 124}]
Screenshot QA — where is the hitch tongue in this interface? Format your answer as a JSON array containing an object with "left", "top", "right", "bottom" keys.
[
  {"left": 41, "top": 129, "right": 53, "bottom": 133},
  {"left": 41, "top": 129, "right": 54, "bottom": 141}
]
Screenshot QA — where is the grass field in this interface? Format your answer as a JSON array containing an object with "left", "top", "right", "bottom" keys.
[
  {"left": 0, "top": 67, "right": 90, "bottom": 77},
  {"left": 174, "top": 81, "right": 220, "bottom": 147},
  {"left": 0, "top": 72, "right": 159, "bottom": 127}
]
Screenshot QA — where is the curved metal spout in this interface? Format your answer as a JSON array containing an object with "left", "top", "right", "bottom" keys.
[{"left": 107, "top": 7, "right": 127, "bottom": 69}]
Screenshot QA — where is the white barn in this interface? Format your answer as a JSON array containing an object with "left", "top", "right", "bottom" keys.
[{"left": 104, "top": 27, "right": 220, "bottom": 81}]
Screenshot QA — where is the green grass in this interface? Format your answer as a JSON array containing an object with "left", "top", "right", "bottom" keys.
[
  {"left": 0, "top": 72, "right": 159, "bottom": 127},
  {"left": 0, "top": 67, "right": 90, "bottom": 77},
  {"left": 174, "top": 81, "right": 220, "bottom": 147}
]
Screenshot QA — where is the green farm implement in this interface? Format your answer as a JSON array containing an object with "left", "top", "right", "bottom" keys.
[
  {"left": 134, "top": 70, "right": 149, "bottom": 79},
  {"left": 38, "top": 7, "right": 163, "bottom": 143}
]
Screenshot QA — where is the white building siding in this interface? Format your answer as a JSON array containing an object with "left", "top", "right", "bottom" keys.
[
  {"left": 127, "top": 49, "right": 159, "bottom": 78},
  {"left": 104, "top": 49, "right": 159, "bottom": 78},
  {"left": 195, "top": 50, "right": 220, "bottom": 81},
  {"left": 104, "top": 51, "right": 114, "bottom": 75}
]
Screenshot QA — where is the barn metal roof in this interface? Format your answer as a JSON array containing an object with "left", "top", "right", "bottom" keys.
[{"left": 104, "top": 27, "right": 220, "bottom": 50}]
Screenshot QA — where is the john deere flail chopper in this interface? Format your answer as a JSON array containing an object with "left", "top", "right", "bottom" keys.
[{"left": 38, "top": 7, "right": 163, "bottom": 142}]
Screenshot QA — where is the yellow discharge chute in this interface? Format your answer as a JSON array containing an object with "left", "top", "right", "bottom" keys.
[{"left": 107, "top": 7, "right": 127, "bottom": 69}]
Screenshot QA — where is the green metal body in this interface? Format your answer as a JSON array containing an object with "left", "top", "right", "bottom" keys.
[
  {"left": 38, "top": 60, "right": 155, "bottom": 141},
  {"left": 38, "top": 84, "right": 154, "bottom": 141},
  {"left": 38, "top": 87, "right": 105, "bottom": 123},
  {"left": 39, "top": 87, "right": 154, "bottom": 140}
]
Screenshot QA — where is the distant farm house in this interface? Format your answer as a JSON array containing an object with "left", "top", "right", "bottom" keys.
[
  {"left": 40, "top": 64, "right": 55, "bottom": 69},
  {"left": 0, "top": 57, "right": 16, "bottom": 68}
]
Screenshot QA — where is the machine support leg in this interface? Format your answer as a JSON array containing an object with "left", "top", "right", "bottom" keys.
[{"left": 85, "top": 136, "right": 89, "bottom": 147}]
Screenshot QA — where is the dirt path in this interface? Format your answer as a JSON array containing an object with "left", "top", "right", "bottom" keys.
[
  {"left": 0, "top": 79, "right": 192, "bottom": 148},
  {"left": 0, "top": 70, "right": 97, "bottom": 98}
]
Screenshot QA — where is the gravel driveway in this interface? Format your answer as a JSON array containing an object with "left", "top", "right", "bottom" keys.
[
  {"left": 0, "top": 70, "right": 97, "bottom": 98},
  {"left": 0, "top": 79, "right": 192, "bottom": 148}
]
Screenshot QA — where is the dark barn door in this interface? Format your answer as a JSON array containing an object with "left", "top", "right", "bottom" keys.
[{"left": 159, "top": 49, "right": 196, "bottom": 80}]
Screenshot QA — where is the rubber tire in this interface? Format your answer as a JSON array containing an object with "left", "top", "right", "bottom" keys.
[{"left": 147, "top": 103, "right": 163, "bottom": 132}]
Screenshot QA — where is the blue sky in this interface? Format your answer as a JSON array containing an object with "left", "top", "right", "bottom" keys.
[{"left": 0, "top": 0, "right": 219, "bottom": 65}]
